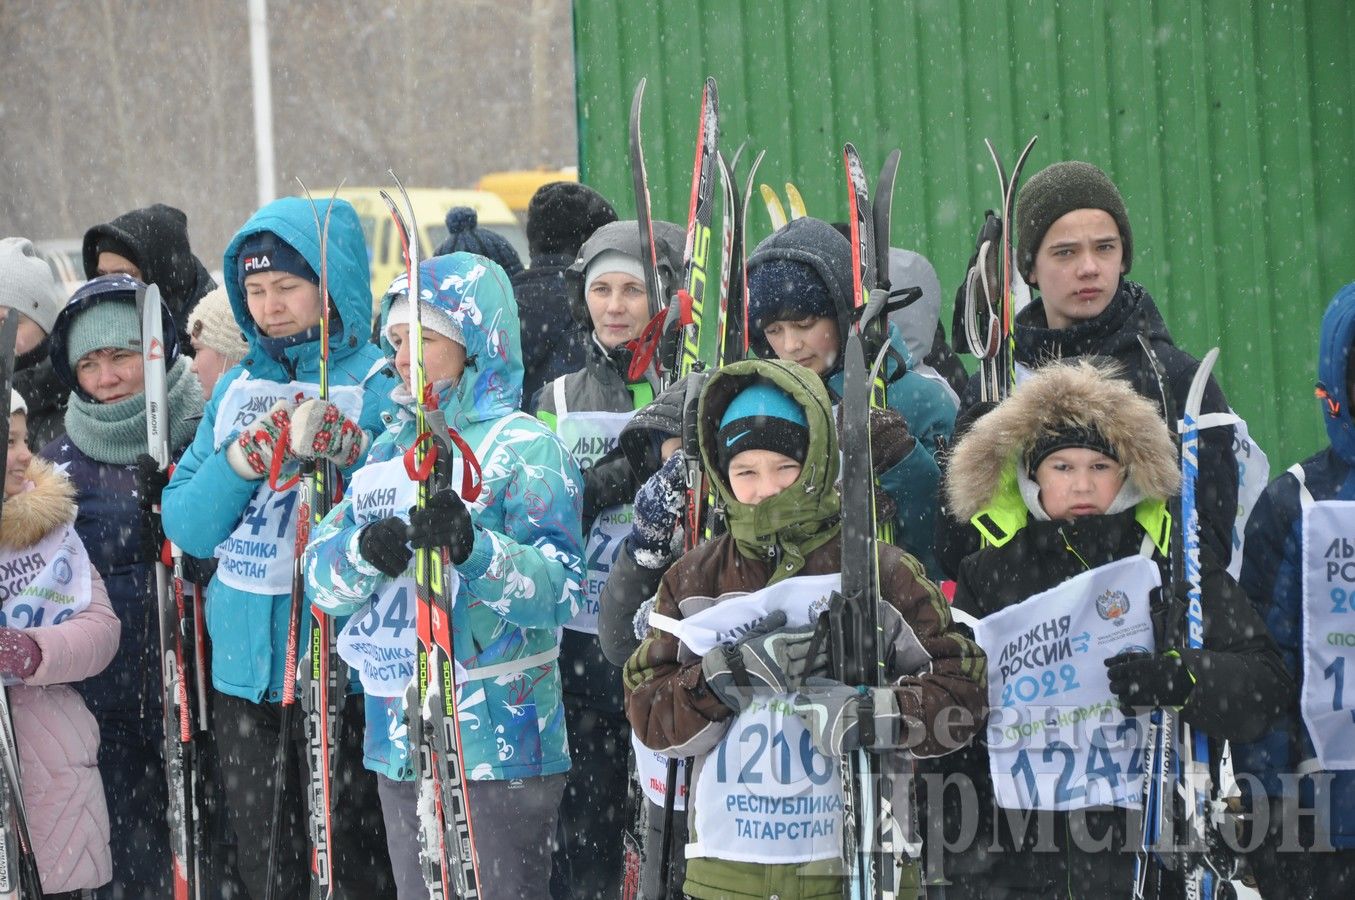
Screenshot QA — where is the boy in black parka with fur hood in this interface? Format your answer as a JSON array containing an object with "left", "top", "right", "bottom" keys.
[{"left": 936, "top": 359, "right": 1288, "bottom": 898}]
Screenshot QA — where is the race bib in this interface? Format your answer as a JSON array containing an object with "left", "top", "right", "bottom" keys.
[
  {"left": 1300, "top": 500, "right": 1355, "bottom": 770},
  {"left": 653, "top": 573, "right": 844, "bottom": 864},
  {"left": 337, "top": 456, "right": 461, "bottom": 699},
  {"left": 973, "top": 555, "right": 1158, "bottom": 811},
  {"left": 213, "top": 375, "right": 365, "bottom": 595},
  {"left": 0, "top": 524, "right": 94, "bottom": 685},
  {"left": 1227, "top": 413, "right": 1270, "bottom": 580},
  {"left": 553, "top": 398, "right": 634, "bottom": 635},
  {"left": 632, "top": 733, "right": 688, "bottom": 810}
]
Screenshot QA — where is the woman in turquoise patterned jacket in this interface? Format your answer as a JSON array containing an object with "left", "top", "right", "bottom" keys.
[{"left": 306, "top": 251, "right": 585, "bottom": 899}]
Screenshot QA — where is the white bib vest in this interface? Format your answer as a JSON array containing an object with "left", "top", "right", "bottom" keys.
[
  {"left": 972, "top": 555, "right": 1159, "bottom": 811},
  {"left": 1299, "top": 495, "right": 1355, "bottom": 770},
  {"left": 652, "top": 572, "right": 844, "bottom": 865},
  {"left": 0, "top": 523, "right": 93, "bottom": 685},
  {"left": 338, "top": 455, "right": 461, "bottom": 699},
  {"left": 551, "top": 380, "right": 636, "bottom": 635},
  {"left": 212, "top": 373, "right": 364, "bottom": 595}
]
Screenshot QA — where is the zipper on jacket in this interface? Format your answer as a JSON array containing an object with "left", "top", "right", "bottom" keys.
[{"left": 1058, "top": 526, "right": 1092, "bottom": 571}]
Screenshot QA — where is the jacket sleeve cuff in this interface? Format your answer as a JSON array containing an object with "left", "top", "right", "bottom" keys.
[
  {"left": 454, "top": 527, "right": 493, "bottom": 580},
  {"left": 348, "top": 526, "right": 384, "bottom": 578}
]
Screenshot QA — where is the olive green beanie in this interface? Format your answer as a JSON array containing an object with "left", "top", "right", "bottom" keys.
[{"left": 1015, "top": 161, "right": 1133, "bottom": 281}]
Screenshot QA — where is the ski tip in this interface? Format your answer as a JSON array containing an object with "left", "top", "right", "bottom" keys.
[{"left": 760, "top": 185, "right": 788, "bottom": 230}]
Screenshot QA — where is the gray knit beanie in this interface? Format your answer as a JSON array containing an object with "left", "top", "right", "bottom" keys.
[
  {"left": 187, "top": 287, "right": 250, "bottom": 360},
  {"left": 66, "top": 298, "right": 141, "bottom": 366},
  {"left": 1015, "top": 161, "right": 1133, "bottom": 281},
  {"left": 0, "top": 238, "right": 65, "bottom": 334}
]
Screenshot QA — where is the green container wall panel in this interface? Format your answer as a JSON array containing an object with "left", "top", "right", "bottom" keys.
[{"left": 573, "top": 0, "right": 1355, "bottom": 471}]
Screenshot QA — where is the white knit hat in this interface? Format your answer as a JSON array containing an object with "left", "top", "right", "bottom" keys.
[
  {"left": 186, "top": 287, "right": 249, "bottom": 360},
  {"left": 381, "top": 273, "right": 465, "bottom": 350},
  {"left": 9, "top": 389, "right": 26, "bottom": 416},
  {"left": 0, "top": 237, "right": 64, "bottom": 334}
]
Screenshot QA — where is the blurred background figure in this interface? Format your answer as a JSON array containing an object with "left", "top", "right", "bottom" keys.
[
  {"left": 186, "top": 287, "right": 250, "bottom": 400},
  {"left": 0, "top": 236, "right": 70, "bottom": 448},
  {"left": 514, "top": 182, "right": 617, "bottom": 409},
  {"left": 83, "top": 203, "right": 217, "bottom": 351}
]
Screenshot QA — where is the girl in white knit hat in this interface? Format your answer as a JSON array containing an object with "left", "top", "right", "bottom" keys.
[{"left": 185, "top": 287, "right": 250, "bottom": 399}]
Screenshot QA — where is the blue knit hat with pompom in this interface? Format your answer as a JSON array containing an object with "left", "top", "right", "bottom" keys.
[{"left": 434, "top": 207, "right": 524, "bottom": 278}]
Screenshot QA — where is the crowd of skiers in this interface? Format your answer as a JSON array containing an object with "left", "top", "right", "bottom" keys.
[{"left": 0, "top": 151, "right": 1347, "bottom": 900}]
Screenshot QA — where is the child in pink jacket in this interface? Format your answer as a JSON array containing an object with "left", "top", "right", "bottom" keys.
[{"left": 0, "top": 389, "right": 120, "bottom": 894}]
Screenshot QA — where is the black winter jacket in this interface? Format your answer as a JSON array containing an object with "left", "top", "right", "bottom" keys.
[
  {"left": 512, "top": 253, "right": 589, "bottom": 409},
  {"left": 936, "top": 281, "right": 1240, "bottom": 578},
  {"left": 13, "top": 342, "right": 69, "bottom": 450},
  {"left": 931, "top": 507, "right": 1289, "bottom": 898}
]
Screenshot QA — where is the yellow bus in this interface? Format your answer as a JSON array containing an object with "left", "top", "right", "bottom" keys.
[{"left": 475, "top": 167, "right": 578, "bottom": 214}]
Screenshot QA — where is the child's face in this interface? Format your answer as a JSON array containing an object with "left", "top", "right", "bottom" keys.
[
  {"left": 762, "top": 315, "right": 840, "bottom": 376},
  {"left": 1034, "top": 447, "right": 1125, "bottom": 520},
  {"left": 727, "top": 449, "right": 802, "bottom": 505},
  {"left": 5, "top": 413, "right": 30, "bottom": 499}
]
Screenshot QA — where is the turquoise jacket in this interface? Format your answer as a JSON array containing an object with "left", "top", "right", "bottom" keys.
[
  {"left": 305, "top": 253, "right": 584, "bottom": 781},
  {"left": 826, "top": 322, "right": 954, "bottom": 576},
  {"left": 162, "top": 197, "right": 398, "bottom": 702}
]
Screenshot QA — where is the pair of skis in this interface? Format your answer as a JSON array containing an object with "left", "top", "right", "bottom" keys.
[
  {"left": 833, "top": 144, "right": 922, "bottom": 900},
  {"left": 0, "top": 311, "right": 43, "bottom": 899},
  {"left": 623, "top": 73, "right": 769, "bottom": 898},
  {"left": 141, "top": 284, "right": 211, "bottom": 900},
  {"left": 262, "top": 184, "right": 348, "bottom": 900},
  {"left": 382, "top": 173, "right": 485, "bottom": 900},
  {"left": 1135, "top": 341, "right": 1236, "bottom": 899},
  {"left": 760, "top": 181, "right": 807, "bottom": 231},
  {"left": 962, "top": 137, "right": 1038, "bottom": 402}
]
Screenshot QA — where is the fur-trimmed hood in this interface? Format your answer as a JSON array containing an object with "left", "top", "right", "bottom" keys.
[
  {"left": 946, "top": 360, "right": 1180, "bottom": 522},
  {"left": 0, "top": 458, "right": 77, "bottom": 551}
]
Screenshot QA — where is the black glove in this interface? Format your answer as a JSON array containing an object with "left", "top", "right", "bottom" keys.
[
  {"left": 358, "top": 517, "right": 412, "bottom": 578},
  {"left": 583, "top": 449, "right": 639, "bottom": 522},
  {"left": 1105, "top": 651, "right": 1195, "bottom": 713},
  {"left": 138, "top": 510, "right": 165, "bottom": 564},
  {"left": 135, "top": 452, "right": 169, "bottom": 510},
  {"left": 835, "top": 406, "right": 916, "bottom": 475},
  {"left": 408, "top": 489, "right": 476, "bottom": 566}
]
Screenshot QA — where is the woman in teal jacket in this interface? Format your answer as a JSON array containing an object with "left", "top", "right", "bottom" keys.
[
  {"left": 162, "top": 197, "right": 399, "bottom": 897},
  {"left": 305, "top": 252, "right": 585, "bottom": 899}
]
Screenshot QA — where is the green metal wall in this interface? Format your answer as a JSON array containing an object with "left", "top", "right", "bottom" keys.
[{"left": 573, "top": 0, "right": 1355, "bottom": 470}]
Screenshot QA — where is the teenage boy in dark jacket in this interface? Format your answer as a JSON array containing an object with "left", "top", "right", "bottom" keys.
[{"left": 938, "top": 162, "right": 1241, "bottom": 578}]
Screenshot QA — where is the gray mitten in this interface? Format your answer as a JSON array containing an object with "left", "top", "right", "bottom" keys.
[
  {"left": 289, "top": 399, "right": 369, "bottom": 469},
  {"left": 791, "top": 678, "right": 904, "bottom": 757},
  {"left": 700, "top": 610, "right": 828, "bottom": 712}
]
